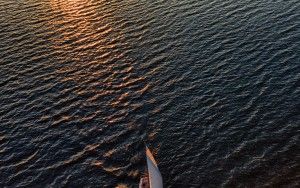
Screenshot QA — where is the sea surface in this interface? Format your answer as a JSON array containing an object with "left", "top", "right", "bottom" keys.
[{"left": 0, "top": 0, "right": 299, "bottom": 187}]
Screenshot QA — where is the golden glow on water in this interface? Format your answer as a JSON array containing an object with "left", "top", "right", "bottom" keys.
[
  {"left": 49, "top": 0, "right": 93, "bottom": 32},
  {"left": 47, "top": 0, "right": 149, "bottom": 127},
  {"left": 50, "top": 0, "right": 85, "bottom": 11}
]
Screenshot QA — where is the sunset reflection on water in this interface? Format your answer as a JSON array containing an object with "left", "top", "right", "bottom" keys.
[
  {"left": 48, "top": 0, "right": 150, "bottom": 128},
  {"left": 2, "top": 0, "right": 297, "bottom": 187}
]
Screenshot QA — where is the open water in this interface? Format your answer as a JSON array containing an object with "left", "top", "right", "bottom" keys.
[{"left": 0, "top": 0, "right": 299, "bottom": 187}]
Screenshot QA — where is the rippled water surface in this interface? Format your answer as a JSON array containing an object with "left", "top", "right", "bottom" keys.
[{"left": 0, "top": 0, "right": 299, "bottom": 187}]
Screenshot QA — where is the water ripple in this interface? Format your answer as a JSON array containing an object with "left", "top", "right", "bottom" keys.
[{"left": 0, "top": 0, "right": 299, "bottom": 187}]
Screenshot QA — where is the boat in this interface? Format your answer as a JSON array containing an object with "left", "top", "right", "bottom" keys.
[{"left": 139, "top": 146, "right": 163, "bottom": 188}]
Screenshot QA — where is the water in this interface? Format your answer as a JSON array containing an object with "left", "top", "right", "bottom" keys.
[{"left": 0, "top": 0, "right": 299, "bottom": 187}]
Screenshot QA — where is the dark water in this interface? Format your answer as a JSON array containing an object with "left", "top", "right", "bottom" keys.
[{"left": 0, "top": 0, "right": 299, "bottom": 187}]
